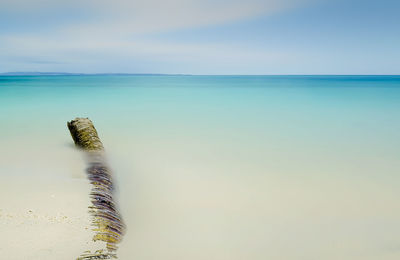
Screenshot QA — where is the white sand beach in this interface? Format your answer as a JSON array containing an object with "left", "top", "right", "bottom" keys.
[{"left": 0, "top": 138, "right": 107, "bottom": 259}]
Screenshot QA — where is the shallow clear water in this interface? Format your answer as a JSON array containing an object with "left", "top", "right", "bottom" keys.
[{"left": 1, "top": 75, "right": 400, "bottom": 259}]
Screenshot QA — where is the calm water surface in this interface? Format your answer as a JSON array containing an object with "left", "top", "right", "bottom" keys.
[{"left": 1, "top": 75, "right": 400, "bottom": 259}]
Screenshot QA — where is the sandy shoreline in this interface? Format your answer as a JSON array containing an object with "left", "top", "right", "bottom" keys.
[{"left": 0, "top": 139, "right": 107, "bottom": 259}]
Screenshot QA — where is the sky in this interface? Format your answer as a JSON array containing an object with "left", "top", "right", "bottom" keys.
[{"left": 0, "top": 0, "right": 399, "bottom": 74}]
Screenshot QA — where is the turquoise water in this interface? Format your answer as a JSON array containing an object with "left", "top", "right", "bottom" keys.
[{"left": 1, "top": 75, "right": 400, "bottom": 259}]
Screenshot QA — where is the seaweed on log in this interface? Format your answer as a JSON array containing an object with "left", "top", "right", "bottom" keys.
[{"left": 68, "top": 118, "right": 125, "bottom": 260}]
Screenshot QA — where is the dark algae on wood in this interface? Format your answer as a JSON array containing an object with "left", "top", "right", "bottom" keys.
[{"left": 68, "top": 118, "right": 125, "bottom": 260}]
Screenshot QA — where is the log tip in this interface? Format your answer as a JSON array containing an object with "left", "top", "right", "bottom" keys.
[{"left": 67, "top": 117, "right": 104, "bottom": 151}]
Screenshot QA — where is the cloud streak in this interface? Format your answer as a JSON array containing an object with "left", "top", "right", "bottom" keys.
[
  {"left": 0, "top": 0, "right": 311, "bottom": 73},
  {"left": 2, "top": 0, "right": 305, "bottom": 33},
  {"left": 0, "top": 33, "right": 300, "bottom": 74}
]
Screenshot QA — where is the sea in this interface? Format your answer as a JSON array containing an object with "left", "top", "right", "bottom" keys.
[{"left": 1, "top": 75, "right": 400, "bottom": 260}]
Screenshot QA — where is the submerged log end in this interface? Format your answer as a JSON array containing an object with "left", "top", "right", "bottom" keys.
[{"left": 67, "top": 117, "right": 104, "bottom": 151}]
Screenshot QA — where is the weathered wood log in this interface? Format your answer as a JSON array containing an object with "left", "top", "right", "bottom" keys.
[
  {"left": 68, "top": 117, "right": 125, "bottom": 260},
  {"left": 67, "top": 118, "right": 104, "bottom": 151}
]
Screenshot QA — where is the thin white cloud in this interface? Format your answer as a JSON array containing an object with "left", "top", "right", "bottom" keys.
[
  {"left": 0, "top": 0, "right": 311, "bottom": 73},
  {"left": 0, "top": 33, "right": 299, "bottom": 74},
  {"left": 2, "top": 0, "right": 307, "bottom": 34}
]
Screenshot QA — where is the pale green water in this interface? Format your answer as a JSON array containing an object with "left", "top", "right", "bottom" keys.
[{"left": 1, "top": 75, "right": 400, "bottom": 259}]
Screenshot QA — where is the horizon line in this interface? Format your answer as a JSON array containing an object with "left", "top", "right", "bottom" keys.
[{"left": 1, "top": 72, "right": 400, "bottom": 76}]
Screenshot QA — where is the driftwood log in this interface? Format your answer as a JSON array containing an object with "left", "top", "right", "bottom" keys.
[
  {"left": 68, "top": 118, "right": 125, "bottom": 260},
  {"left": 68, "top": 118, "right": 104, "bottom": 151}
]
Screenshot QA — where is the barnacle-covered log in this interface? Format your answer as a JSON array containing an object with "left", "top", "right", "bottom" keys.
[{"left": 68, "top": 117, "right": 125, "bottom": 260}]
